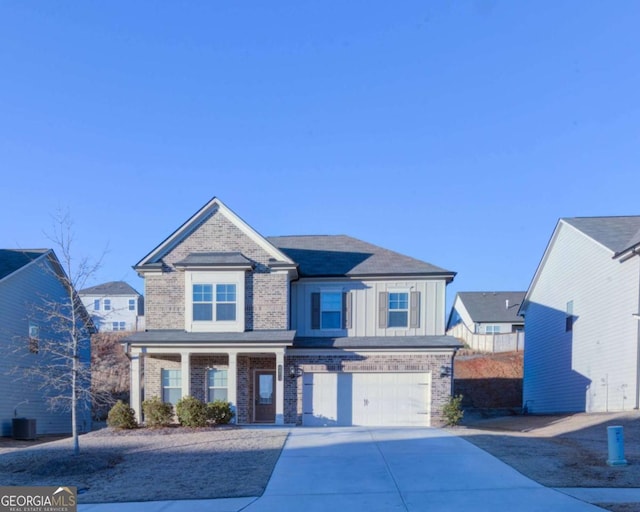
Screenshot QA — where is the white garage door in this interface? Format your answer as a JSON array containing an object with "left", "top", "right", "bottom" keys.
[{"left": 303, "top": 372, "right": 431, "bottom": 427}]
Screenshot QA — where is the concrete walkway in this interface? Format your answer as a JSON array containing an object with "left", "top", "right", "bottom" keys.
[{"left": 80, "top": 427, "right": 636, "bottom": 512}]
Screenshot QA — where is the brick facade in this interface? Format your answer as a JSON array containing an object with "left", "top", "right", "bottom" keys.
[
  {"left": 284, "top": 353, "right": 453, "bottom": 427},
  {"left": 145, "top": 209, "right": 288, "bottom": 330}
]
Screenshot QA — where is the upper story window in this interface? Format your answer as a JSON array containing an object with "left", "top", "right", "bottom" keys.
[
  {"left": 193, "top": 283, "right": 236, "bottom": 322},
  {"left": 184, "top": 270, "right": 245, "bottom": 333},
  {"left": 379, "top": 290, "right": 420, "bottom": 330},
  {"left": 311, "top": 291, "right": 352, "bottom": 331},
  {"left": 94, "top": 299, "right": 100, "bottom": 311},
  {"left": 321, "top": 292, "right": 342, "bottom": 329},
  {"left": 104, "top": 299, "right": 111, "bottom": 311},
  {"left": 28, "top": 322, "right": 39, "bottom": 354},
  {"left": 128, "top": 299, "right": 136, "bottom": 311},
  {"left": 565, "top": 300, "right": 574, "bottom": 332},
  {"left": 388, "top": 292, "right": 409, "bottom": 328}
]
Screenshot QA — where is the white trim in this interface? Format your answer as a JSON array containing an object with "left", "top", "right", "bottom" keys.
[{"left": 135, "top": 197, "right": 295, "bottom": 268}]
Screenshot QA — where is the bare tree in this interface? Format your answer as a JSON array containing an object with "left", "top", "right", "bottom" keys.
[{"left": 12, "top": 210, "right": 107, "bottom": 455}]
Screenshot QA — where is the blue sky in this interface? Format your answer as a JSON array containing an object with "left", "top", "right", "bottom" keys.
[{"left": 1, "top": 2, "right": 639, "bottom": 310}]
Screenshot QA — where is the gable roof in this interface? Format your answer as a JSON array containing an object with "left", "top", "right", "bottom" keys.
[
  {"left": 454, "top": 291, "right": 525, "bottom": 323},
  {"left": 268, "top": 235, "right": 455, "bottom": 278},
  {"left": 134, "top": 197, "right": 295, "bottom": 271},
  {"left": 79, "top": 280, "right": 141, "bottom": 296},
  {"left": 563, "top": 216, "right": 640, "bottom": 255},
  {"left": 0, "top": 249, "right": 49, "bottom": 281}
]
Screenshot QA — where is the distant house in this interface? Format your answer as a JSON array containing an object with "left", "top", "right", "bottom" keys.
[
  {"left": 446, "top": 291, "right": 525, "bottom": 352},
  {"left": 125, "top": 197, "right": 461, "bottom": 427},
  {"left": 520, "top": 216, "right": 640, "bottom": 414},
  {"left": 79, "top": 281, "right": 144, "bottom": 332},
  {"left": 447, "top": 291, "right": 525, "bottom": 334},
  {"left": 0, "top": 249, "right": 93, "bottom": 436}
]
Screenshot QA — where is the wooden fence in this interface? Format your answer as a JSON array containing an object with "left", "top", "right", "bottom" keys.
[{"left": 447, "top": 323, "right": 524, "bottom": 353}]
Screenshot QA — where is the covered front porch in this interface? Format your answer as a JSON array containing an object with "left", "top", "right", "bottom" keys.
[{"left": 124, "top": 331, "right": 295, "bottom": 425}]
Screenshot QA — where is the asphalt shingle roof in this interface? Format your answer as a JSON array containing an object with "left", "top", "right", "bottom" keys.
[
  {"left": 124, "top": 330, "right": 296, "bottom": 344},
  {"left": 79, "top": 281, "right": 141, "bottom": 296},
  {"left": 0, "top": 249, "right": 47, "bottom": 280},
  {"left": 294, "top": 335, "right": 462, "bottom": 349},
  {"left": 563, "top": 216, "right": 640, "bottom": 255},
  {"left": 456, "top": 291, "right": 526, "bottom": 323},
  {"left": 267, "top": 235, "right": 454, "bottom": 278}
]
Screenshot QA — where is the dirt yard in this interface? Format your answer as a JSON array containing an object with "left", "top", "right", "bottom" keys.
[
  {"left": 451, "top": 411, "right": 640, "bottom": 512},
  {"left": 0, "top": 426, "right": 288, "bottom": 503}
]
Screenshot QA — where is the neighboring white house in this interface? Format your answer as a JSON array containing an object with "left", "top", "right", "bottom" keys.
[
  {"left": 446, "top": 291, "right": 525, "bottom": 353},
  {"left": 0, "top": 249, "right": 93, "bottom": 436},
  {"left": 79, "top": 281, "right": 144, "bottom": 332},
  {"left": 520, "top": 216, "right": 640, "bottom": 414}
]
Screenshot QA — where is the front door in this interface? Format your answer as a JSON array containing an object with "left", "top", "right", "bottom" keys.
[{"left": 254, "top": 371, "right": 276, "bottom": 423}]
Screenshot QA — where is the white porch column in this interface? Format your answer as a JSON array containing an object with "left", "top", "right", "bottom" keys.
[
  {"left": 130, "top": 350, "right": 143, "bottom": 423},
  {"left": 180, "top": 351, "right": 191, "bottom": 398},
  {"left": 275, "top": 350, "right": 285, "bottom": 425},
  {"left": 227, "top": 351, "right": 238, "bottom": 423}
]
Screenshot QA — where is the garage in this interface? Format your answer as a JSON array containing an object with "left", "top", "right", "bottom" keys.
[{"left": 302, "top": 372, "right": 431, "bottom": 426}]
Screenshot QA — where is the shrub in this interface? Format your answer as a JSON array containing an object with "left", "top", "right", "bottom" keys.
[
  {"left": 207, "top": 400, "right": 235, "bottom": 425},
  {"left": 175, "top": 396, "right": 209, "bottom": 427},
  {"left": 142, "top": 396, "right": 174, "bottom": 427},
  {"left": 443, "top": 394, "right": 464, "bottom": 427},
  {"left": 106, "top": 400, "right": 137, "bottom": 429}
]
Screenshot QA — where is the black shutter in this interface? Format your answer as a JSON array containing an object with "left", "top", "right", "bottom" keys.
[{"left": 311, "top": 292, "right": 320, "bottom": 330}]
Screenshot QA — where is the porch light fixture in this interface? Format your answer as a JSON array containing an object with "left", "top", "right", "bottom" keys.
[
  {"left": 440, "top": 365, "right": 452, "bottom": 377},
  {"left": 289, "top": 365, "right": 302, "bottom": 379}
]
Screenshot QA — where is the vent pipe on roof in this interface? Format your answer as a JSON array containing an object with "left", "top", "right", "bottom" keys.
[{"left": 506, "top": 299, "right": 509, "bottom": 309}]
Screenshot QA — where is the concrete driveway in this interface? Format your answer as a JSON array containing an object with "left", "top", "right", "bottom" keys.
[{"left": 245, "top": 427, "right": 605, "bottom": 512}]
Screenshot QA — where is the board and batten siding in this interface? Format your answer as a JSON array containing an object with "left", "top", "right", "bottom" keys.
[
  {"left": 523, "top": 221, "right": 640, "bottom": 414},
  {"left": 0, "top": 256, "right": 92, "bottom": 436},
  {"left": 290, "top": 278, "right": 447, "bottom": 337}
]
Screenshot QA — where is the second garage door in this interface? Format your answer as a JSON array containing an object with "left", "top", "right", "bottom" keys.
[{"left": 302, "top": 372, "right": 431, "bottom": 427}]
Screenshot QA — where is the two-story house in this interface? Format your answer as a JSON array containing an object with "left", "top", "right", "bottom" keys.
[
  {"left": 1, "top": 249, "right": 93, "bottom": 436},
  {"left": 124, "top": 198, "right": 461, "bottom": 426},
  {"left": 79, "top": 281, "right": 144, "bottom": 332}
]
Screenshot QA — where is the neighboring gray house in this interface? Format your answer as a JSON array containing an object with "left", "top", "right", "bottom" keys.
[
  {"left": 447, "top": 291, "right": 525, "bottom": 335},
  {"left": 0, "top": 249, "right": 93, "bottom": 436},
  {"left": 125, "top": 197, "right": 461, "bottom": 427},
  {"left": 520, "top": 216, "right": 640, "bottom": 414},
  {"left": 79, "top": 281, "right": 144, "bottom": 332}
]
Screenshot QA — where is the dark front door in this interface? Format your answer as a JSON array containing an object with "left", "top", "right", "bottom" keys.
[{"left": 254, "top": 371, "right": 276, "bottom": 423}]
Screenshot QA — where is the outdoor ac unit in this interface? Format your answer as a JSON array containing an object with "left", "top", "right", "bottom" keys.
[{"left": 12, "top": 418, "right": 36, "bottom": 440}]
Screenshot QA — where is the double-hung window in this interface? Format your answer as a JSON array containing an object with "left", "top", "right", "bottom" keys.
[
  {"left": 388, "top": 292, "right": 409, "bottom": 328},
  {"left": 104, "top": 299, "right": 111, "bottom": 311},
  {"left": 94, "top": 299, "right": 100, "bottom": 311},
  {"left": 128, "top": 299, "right": 136, "bottom": 311},
  {"left": 162, "top": 369, "right": 182, "bottom": 405},
  {"left": 216, "top": 284, "right": 236, "bottom": 321},
  {"left": 112, "top": 321, "right": 126, "bottom": 331},
  {"left": 207, "top": 369, "right": 228, "bottom": 402},
  {"left": 379, "top": 290, "right": 420, "bottom": 329},
  {"left": 193, "top": 284, "right": 236, "bottom": 322},
  {"left": 321, "top": 292, "right": 342, "bottom": 329},
  {"left": 485, "top": 325, "right": 501, "bottom": 334}
]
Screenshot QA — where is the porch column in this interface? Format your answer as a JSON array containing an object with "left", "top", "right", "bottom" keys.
[
  {"left": 275, "top": 350, "right": 285, "bottom": 425},
  {"left": 227, "top": 351, "right": 238, "bottom": 423},
  {"left": 130, "top": 350, "right": 143, "bottom": 423},
  {"left": 180, "top": 351, "right": 191, "bottom": 398}
]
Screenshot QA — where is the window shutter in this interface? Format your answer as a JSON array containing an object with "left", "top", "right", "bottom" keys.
[
  {"left": 343, "top": 292, "right": 352, "bottom": 329},
  {"left": 378, "top": 292, "right": 388, "bottom": 329},
  {"left": 410, "top": 291, "right": 420, "bottom": 328},
  {"left": 311, "top": 292, "right": 320, "bottom": 330}
]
